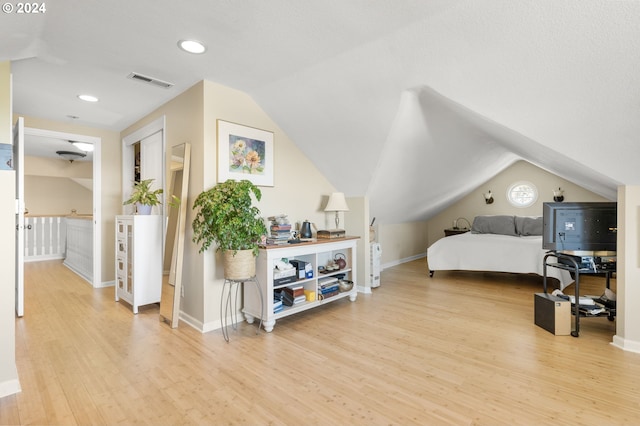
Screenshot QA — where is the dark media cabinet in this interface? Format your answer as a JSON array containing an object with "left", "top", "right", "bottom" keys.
[{"left": 542, "top": 251, "right": 616, "bottom": 337}]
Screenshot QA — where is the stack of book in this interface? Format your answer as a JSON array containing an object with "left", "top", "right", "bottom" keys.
[
  {"left": 273, "top": 266, "right": 297, "bottom": 286},
  {"left": 318, "top": 277, "right": 339, "bottom": 300},
  {"left": 273, "top": 295, "right": 283, "bottom": 314},
  {"left": 282, "top": 285, "right": 306, "bottom": 306},
  {"left": 267, "top": 223, "right": 292, "bottom": 245}
]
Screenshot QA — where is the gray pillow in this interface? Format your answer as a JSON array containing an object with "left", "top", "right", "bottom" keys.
[
  {"left": 471, "top": 215, "right": 517, "bottom": 236},
  {"left": 515, "top": 216, "right": 543, "bottom": 236}
]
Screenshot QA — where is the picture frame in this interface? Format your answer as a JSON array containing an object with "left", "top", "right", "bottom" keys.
[{"left": 217, "top": 120, "right": 274, "bottom": 187}]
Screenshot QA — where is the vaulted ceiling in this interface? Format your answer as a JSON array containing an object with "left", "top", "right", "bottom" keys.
[{"left": 2, "top": 0, "right": 638, "bottom": 224}]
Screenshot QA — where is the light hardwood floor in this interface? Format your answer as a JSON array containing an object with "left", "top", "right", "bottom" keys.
[{"left": 1, "top": 259, "right": 639, "bottom": 425}]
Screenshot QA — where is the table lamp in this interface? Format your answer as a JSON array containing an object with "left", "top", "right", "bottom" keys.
[{"left": 324, "top": 192, "right": 349, "bottom": 230}]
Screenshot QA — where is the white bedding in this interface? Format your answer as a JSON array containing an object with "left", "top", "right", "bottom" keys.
[{"left": 427, "top": 232, "right": 573, "bottom": 289}]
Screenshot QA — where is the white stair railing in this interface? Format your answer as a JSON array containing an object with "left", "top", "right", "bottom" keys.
[{"left": 24, "top": 216, "right": 66, "bottom": 262}]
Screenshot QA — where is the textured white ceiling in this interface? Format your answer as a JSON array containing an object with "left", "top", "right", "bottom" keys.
[{"left": 2, "top": 0, "right": 638, "bottom": 224}]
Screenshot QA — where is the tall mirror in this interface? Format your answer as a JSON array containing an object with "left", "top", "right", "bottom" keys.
[{"left": 159, "top": 143, "right": 190, "bottom": 328}]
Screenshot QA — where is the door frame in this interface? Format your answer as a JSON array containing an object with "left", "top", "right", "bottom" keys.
[
  {"left": 24, "top": 127, "right": 102, "bottom": 287},
  {"left": 122, "top": 115, "right": 166, "bottom": 237}
]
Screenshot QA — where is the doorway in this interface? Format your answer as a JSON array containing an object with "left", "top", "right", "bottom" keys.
[
  {"left": 121, "top": 116, "right": 166, "bottom": 241},
  {"left": 23, "top": 127, "right": 102, "bottom": 288}
]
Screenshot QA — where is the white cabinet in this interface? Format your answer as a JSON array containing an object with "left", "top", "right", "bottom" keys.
[
  {"left": 115, "top": 215, "right": 162, "bottom": 313},
  {"left": 243, "top": 237, "right": 358, "bottom": 332}
]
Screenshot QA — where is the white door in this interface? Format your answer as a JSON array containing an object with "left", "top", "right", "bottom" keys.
[{"left": 13, "top": 118, "right": 24, "bottom": 317}]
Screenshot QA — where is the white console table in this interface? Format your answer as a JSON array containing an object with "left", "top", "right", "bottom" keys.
[{"left": 243, "top": 237, "right": 358, "bottom": 332}]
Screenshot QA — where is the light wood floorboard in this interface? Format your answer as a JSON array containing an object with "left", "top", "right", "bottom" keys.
[{"left": 1, "top": 259, "right": 639, "bottom": 425}]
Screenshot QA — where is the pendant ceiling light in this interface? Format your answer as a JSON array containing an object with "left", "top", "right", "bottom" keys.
[{"left": 56, "top": 150, "right": 86, "bottom": 163}]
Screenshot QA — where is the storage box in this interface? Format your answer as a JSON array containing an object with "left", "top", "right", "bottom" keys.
[
  {"left": 273, "top": 268, "right": 296, "bottom": 280},
  {"left": 534, "top": 293, "right": 571, "bottom": 335},
  {"left": 304, "top": 289, "right": 316, "bottom": 302},
  {"left": 289, "top": 259, "right": 308, "bottom": 279},
  {"left": 273, "top": 268, "right": 297, "bottom": 286},
  {"left": 317, "top": 229, "right": 345, "bottom": 239}
]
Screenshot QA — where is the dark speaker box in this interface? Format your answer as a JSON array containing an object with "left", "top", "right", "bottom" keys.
[{"left": 534, "top": 293, "right": 571, "bottom": 335}]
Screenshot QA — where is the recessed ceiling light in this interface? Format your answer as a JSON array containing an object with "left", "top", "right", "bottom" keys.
[
  {"left": 78, "top": 94, "right": 99, "bottom": 102},
  {"left": 178, "top": 39, "right": 206, "bottom": 54}
]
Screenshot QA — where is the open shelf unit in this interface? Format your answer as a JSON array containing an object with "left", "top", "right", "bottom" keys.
[
  {"left": 543, "top": 251, "right": 616, "bottom": 337},
  {"left": 243, "top": 237, "right": 358, "bottom": 332}
]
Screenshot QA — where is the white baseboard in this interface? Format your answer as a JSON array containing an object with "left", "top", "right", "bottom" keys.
[
  {"left": 382, "top": 252, "right": 426, "bottom": 270},
  {"left": 24, "top": 254, "right": 64, "bottom": 263},
  {"left": 178, "top": 311, "right": 206, "bottom": 332},
  {"left": 93, "top": 280, "right": 115, "bottom": 289},
  {"left": 180, "top": 309, "right": 253, "bottom": 335},
  {"left": 611, "top": 335, "right": 640, "bottom": 353},
  {"left": 0, "top": 378, "right": 21, "bottom": 399},
  {"left": 358, "top": 285, "right": 372, "bottom": 294},
  {"left": 179, "top": 310, "right": 228, "bottom": 334}
]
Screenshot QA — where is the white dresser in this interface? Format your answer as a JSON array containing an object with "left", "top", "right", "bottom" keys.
[{"left": 115, "top": 215, "right": 162, "bottom": 313}]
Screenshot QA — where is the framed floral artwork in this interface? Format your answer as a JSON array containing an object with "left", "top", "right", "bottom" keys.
[{"left": 217, "top": 120, "right": 274, "bottom": 186}]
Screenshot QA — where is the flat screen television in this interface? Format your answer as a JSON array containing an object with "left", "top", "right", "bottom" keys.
[{"left": 542, "top": 202, "right": 617, "bottom": 252}]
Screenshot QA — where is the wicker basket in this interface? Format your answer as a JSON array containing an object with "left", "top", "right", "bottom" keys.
[{"left": 223, "top": 249, "right": 256, "bottom": 280}]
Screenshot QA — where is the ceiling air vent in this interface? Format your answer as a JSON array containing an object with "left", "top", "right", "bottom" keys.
[{"left": 127, "top": 72, "right": 174, "bottom": 89}]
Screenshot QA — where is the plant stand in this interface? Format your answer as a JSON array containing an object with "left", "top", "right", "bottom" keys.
[{"left": 221, "top": 277, "right": 264, "bottom": 342}]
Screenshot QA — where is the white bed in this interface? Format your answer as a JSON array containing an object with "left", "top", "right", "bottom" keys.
[{"left": 427, "top": 231, "right": 573, "bottom": 290}]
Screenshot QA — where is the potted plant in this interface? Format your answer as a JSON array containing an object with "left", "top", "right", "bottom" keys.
[
  {"left": 192, "top": 179, "right": 267, "bottom": 280},
  {"left": 123, "top": 178, "right": 163, "bottom": 215}
]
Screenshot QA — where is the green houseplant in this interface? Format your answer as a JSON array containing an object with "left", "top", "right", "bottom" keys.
[
  {"left": 192, "top": 179, "right": 267, "bottom": 279},
  {"left": 123, "top": 178, "right": 163, "bottom": 215}
]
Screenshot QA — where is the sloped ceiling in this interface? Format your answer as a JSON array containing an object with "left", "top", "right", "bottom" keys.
[{"left": 2, "top": 0, "right": 638, "bottom": 224}]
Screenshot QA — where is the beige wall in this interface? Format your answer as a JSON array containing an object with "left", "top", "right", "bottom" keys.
[
  {"left": 25, "top": 155, "right": 93, "bottom": 216},
  {"left": 345, "top": 196, "right": 371, "bottom": 291},
  {"left": 16, "top": 115, "right": 121, "bottom": 283},
  {"left": 25, "top": 176, "right": 93, "bottom": 216},
  {"left": 122, "top": 80, "right": 339, "bottom": 330},
  {"left": 201, "top": 81, "right": 338, "bottom": 328},
  {"left": 427, "top": 160, "right": 610, "bottom": 246},
  {"left": 373, "top": 160, "right": 610, "bottom": 269},
  {"left": 377, "top": 221, "right": 429, "bottom": 266},
  {"left": 25, "top": 154, "right": 92, "bottom": 178},
  {"left": 123, "top": 82, "right": 206, "bottom": 324},
  {"left": 613, "top": 186, "right": 640, "bottom": 352}
]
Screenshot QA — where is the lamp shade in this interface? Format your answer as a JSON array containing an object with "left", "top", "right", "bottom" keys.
[{"left": 324, "top": 192, "right": 349, "bottom": 212}]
